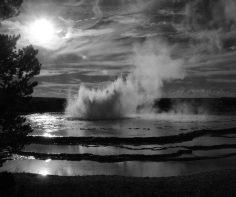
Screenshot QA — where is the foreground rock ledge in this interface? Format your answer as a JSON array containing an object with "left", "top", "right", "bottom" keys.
[{"left": 0, "top": 169, "right": 236, "bottom": 197}]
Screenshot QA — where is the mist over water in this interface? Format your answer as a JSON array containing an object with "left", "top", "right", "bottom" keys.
[
  {"left": 66, "top": 40, "right": 185, "bottom": 120},
  {"left": 65, "top": 0, "right": 236, "bottom": 120}
]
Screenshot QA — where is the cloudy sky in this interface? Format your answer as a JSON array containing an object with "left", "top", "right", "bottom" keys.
[{"left": 1, "top": 0, "right": 236, "bottom": 98}]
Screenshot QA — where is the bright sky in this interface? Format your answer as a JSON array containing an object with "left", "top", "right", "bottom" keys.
[{"left": 0, "top": 0, "right": 236, "bottom": 98}]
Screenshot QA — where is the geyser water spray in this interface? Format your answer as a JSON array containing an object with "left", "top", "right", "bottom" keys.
[{"left": 66, "top": 40, "right": 185, "bottom": 120}]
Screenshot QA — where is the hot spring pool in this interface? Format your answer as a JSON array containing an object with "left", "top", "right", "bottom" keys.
[{"left": 1, "top": 112, "right": 236, "bottom": 177}]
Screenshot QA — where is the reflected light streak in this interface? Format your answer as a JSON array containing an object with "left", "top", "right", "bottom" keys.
[{"left": 39, "top": 169, "right": 49, "bottom": 176}]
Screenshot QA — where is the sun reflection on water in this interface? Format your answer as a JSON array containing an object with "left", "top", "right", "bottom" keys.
[
  {"left": 45, "top": 159, "right": 52, "bottom": 163},
  {"left": 12, "top": 154, "right": 35, "bottom": 160},
  {"left": 39, "top": 169, "right": 49, "bottom": 176},
  {"left": 43, "top": 133, "right": 56, "bottom": 138},
  {"left": 39, "top": 159, "right": 52, "bottom": 176},
  {"left": 26, "top": 113, "right": 64, "bottom": 136}
]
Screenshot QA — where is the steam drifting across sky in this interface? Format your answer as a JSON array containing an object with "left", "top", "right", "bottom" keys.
[
  {"left": 66, "top": 40, "right": 184, "bottom": 119},
  {"left": 0, "top": 0, "right": 236, "bottom": 99}
]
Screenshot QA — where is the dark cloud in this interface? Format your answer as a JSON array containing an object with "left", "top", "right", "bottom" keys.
[{"left": 0, "top": 0, "right": 23, "bottom": 19}]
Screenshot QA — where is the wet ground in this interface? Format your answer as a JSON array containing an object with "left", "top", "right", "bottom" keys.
[{"left": 1, "top": 113, "right": 236, "bottom": 177}]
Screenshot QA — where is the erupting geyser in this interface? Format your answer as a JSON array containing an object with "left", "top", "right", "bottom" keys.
[{"left": 66, "top": 40, "right": 185, "bottom": 120}]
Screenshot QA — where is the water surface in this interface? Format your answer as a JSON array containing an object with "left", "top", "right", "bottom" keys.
[{"left": 1, "top": 112, "right": 236, "bottom": 177}]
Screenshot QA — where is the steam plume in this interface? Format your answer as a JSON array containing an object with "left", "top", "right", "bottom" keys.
[
  {"left": 66, "top": 40, "right": 185, "bottom": 119},
  {"left": 184, "top": 0, "right": 236, "bottom": 52}
]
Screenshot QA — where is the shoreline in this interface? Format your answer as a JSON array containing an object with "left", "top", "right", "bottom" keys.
[
  {"left": 19, "top": 97, "right": 236, "bottom": 115},
  {"left": 1, "top": 169, "right": 236, "bottom": 197}
]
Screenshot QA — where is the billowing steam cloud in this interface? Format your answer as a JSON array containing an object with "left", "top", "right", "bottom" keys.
[
  {"left": 66, "top": 40, "right": 185, "bottom": 119},
  {"left": 184, "top": 0, "right": 236, "bottom": 52}
]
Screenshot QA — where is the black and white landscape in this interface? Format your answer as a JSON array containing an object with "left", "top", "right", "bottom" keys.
[{"left": 1, "top": 0, "right": 236, "bottom": 196}]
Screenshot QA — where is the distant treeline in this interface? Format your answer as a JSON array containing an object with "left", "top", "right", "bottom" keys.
[
  {"left": 21, "top": 97, "right": 66, "bottom": 113},
  {"left": 20, "top": 97, "right": 236, "bottom": 115},
  {"left": 154, "top": 97, "right": 236, "bottom": 115}
]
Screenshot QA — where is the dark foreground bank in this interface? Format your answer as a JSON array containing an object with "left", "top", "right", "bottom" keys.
[{"left": 0, "top": 170, "right": 236, "bottom": 197}]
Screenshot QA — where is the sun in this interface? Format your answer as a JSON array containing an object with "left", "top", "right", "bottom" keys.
[{"left": 28, "top": 18, "right": 56, "bottom": 46}]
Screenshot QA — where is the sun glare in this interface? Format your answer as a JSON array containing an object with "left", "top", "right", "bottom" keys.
[
  {"left": 40, "top": 169, "right": 49, "bottom": 176},
  {"left": 28, "top": 18, "right": 56, "bottom": 46}
]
